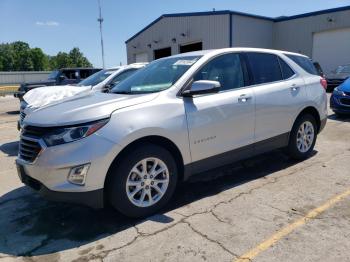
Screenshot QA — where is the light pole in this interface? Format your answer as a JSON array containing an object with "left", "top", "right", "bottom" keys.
[{"left": 97, "top": 0, "right": 105, "bottom": 68}]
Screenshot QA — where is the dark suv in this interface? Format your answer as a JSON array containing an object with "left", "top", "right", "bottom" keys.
[{"left": 14, "top": 68, "right": 101, "bottom": 100}]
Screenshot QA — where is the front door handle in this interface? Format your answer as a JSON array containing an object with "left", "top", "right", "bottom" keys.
[{"left": 238, "top": 94, "right": 252, "bottom": 103}]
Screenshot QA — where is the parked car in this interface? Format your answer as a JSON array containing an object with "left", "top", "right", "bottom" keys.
[
  {"left": 14, "top": 68, "right": 102, "bottom": 100},
  {"left": 326, "top": 64, "right": 350, "bottom": 91},
  {"left": 16, "top": 48, "right": 327, "bottom": 217},
  {"left": 330, "top": 77, "right": 350, "bottom": 116},
  {"left": 18, "top": 63, "right": 147, "bottom": 130}
]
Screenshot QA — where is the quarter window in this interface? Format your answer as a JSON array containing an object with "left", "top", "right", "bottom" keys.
[
  {"left": 278, "top": 57, "right": 295, "bottom": 79},
  {"left": 285, "top": 54, "right": 318, "bottom": 75},
  {"left": 246, "top": 53, "right": 283, "bottom": 84},
  {"left": 193, "top": 53, "right": 245, "bottom": 91}
]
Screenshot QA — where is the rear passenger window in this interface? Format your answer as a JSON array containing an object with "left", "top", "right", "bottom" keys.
[
  {"left": 193, "top": 53, "right": 245, "bottom": 91},
  {"left": 285, "top": 54, "right": 318, "bottom": 75},
  {"left": 246, "top": 53, "right": 282, "bottom": 84},
  {"left": 278, "top": 57, "right": 295, "bottom": 79}
]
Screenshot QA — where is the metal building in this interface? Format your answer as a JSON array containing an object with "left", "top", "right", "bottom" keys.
[{"left": 125, "top": 6, "right": 350, "bottom": 73}]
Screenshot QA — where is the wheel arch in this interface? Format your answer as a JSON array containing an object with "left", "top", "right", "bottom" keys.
[
  {"left": 104, "top": 135, "right": 185, "bottom": 191},
  {"left": 293, "top": 106, "right": 321, "bottom": 133}
]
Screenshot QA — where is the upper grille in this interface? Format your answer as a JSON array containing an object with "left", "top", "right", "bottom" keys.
[
  {"left": 19, "top": 126, "right": 49, "bottom": 163},
  {"left": 20, "top": 111, "right": 26, "bottom": 123}
]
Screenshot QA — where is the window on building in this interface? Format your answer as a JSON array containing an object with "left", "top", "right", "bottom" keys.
[
  {"left": 193, "top": 53, "right": 245, "bottom": 91},
  {"left": 154, "top": 47, "right": 172, "bottom": 60},
  {"left": 179, "top": 42, "right": 203, "bottom": 53},
  {"left": 246, "top": 53, "right": 283, "bottom": 84}
]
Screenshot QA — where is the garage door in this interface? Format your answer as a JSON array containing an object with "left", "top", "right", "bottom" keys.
[
  {"left": 135, "top": 53, "right": 148, "bottom": 63},
  {"left": 312, "top": 28, "right": 350, "bottom": 73}
]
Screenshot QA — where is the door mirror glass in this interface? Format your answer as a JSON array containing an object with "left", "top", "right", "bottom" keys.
[{"left": 183, "top": 80, "right": 220, "bottom": 96}]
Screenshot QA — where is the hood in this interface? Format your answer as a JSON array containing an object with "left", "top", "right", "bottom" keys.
[
  {"left": 21, "top": 79, "right": 56, "bottom": 89},
  {"left": 337, "top": 78, "right": 350, "bottom": 92},
  {"left": 326, "top": 72, "right": 350, "bottom": 80},
  {"left": 24, "top": 92, "right": 159, "bottom": 127},
  {"left": 23, "top": 85, "right": 92, "bottom": 108}
]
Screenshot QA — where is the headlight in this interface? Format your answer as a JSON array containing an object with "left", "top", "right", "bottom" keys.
[
  {"left": 333, "top": 87, "right": 345, "bottom": 96},
  {"left": 43, "top": 118, "right": 109, "bottom": 146}
]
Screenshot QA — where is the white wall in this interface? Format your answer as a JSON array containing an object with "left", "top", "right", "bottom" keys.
[
  {"left": 126, "top": 14, "right": 230, "bottom": 64},
  {"left": 0, "top": 71, "right": 51, "bottom": 85},
  {"left": 232, "top": 15, "right": 274, "bottom": 48}
]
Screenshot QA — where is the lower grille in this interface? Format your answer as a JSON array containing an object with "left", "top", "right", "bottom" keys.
[{"left": 340, "top": 98, "right": 350, "bottom": 106}]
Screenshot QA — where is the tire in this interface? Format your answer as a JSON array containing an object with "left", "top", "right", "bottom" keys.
[
  {"left": 286, "top": 114, "right": 317, "bottom": 160},
  {"left": 107, "top": 144, "right": 178, "bottom": 218}
]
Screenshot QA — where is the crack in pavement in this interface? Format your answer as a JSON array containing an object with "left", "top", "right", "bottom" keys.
[{"left": 182, "top": 220, "right": 239, "bottom": 259}]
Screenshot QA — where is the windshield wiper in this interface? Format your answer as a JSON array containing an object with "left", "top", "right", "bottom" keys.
[{"left": 113, "top": 91, "right": 132, "bottom": 94}]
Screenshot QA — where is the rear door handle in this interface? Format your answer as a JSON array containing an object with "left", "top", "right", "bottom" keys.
[{"left": 238, "top": 94, "right": 252, "bottom": 103}]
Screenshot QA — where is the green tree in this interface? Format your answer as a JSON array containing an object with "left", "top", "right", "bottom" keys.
[
  {"left": 0, "top": 43, "right": 15, "bottom": 71},
  {"left": 30, "top": 47, "right": 48, "bottom": 71},
  {"left": 68, "top": 47, "right": 92, "bottom": 67},
  {"left": 12, "top": 41, "right": 33, "bottom": 71},
  {"left": 50, "top": 52, "right": 71, "bottom": 69}
]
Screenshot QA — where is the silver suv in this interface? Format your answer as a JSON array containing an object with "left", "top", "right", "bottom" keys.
[{"left": 16, "top": 48, "right": 327, "bottom": 217}]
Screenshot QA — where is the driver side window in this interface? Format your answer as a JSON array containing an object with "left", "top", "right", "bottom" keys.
[{"left": 193, "top": 53, "right": 245, "bottom": 91}]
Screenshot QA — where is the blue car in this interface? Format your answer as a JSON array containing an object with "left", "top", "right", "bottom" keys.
[{"left": 330, "top": 77, "right": 350, "bottom": 116}]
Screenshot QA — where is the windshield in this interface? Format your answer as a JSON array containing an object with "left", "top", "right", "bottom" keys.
[
  {"left": 48, "top": 70, "right": 59, "bottom": 80},
  {"left": 336, "top": 65, "right": 350, "bottom": 74},
  {"left": 111, "top": 56, "right": 201, "bottom": 94},
  {"left": 77, "top": 69, "right": 118, "bottom": 87}
]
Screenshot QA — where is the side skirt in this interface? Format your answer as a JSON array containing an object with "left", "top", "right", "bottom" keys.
[{"left": 183, "top": 132, "right": 290, "bottom": 180}]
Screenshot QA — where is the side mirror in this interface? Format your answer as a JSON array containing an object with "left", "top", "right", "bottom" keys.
[
  {"left": 58, "top": 75, "right": 65, "bottom": 82},
  {"left": 182, "top": 80, "right": 220, "bottom": 97}
]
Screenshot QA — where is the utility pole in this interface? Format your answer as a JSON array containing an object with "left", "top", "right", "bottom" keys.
[{"left": 97, "top": 0, "right": 105, "bottom": 68}]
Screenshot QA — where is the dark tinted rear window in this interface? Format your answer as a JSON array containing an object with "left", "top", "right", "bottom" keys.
[
  {"left": 278, "top": 57, "right": 295, "bottom": 79},
  {"left": 285, "top": 54, "right": 318, "bottom": 75},
  {"left": 247, "top": 53, "right": 283, "bottom": 84}
]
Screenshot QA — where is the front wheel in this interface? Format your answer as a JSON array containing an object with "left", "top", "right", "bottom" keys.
[
  {"left": 108, "top": 144, "right": 178, "bottom": 218},
  {"left": 286, "top": 114, "right": 317, "bottom": 160}
]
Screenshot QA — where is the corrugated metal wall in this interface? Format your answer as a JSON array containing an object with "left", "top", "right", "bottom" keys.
[
  {"left": 126, "top": 15, "right": 230, "bottom": 63},
  {"left": 232, "top": 15, "right": 274, "bottom": 48},
  {"left": 273, "top": 9, "right": 350, "bottom": 57},
  {"left": 0, "top": 71, "right": 50, "bottom": 85}
]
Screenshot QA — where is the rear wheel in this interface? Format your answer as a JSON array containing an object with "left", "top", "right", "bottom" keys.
[
  {"left": 286, "top": 114, "right": 317, "bottom": 160},
  {"left": 108, "top": 144, "right": 178, "bottom": 218}
]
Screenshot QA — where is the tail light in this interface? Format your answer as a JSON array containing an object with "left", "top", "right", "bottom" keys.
[{"left": 320, "top": 78, "right": 327, "bottom": 90}]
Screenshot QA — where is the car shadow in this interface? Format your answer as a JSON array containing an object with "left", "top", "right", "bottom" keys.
[
  {"left": 0, "top": 141, "right": 19, "bottom": 157},
  {"left": 0, "top": 149, "right": 317, "bottom": 257},
  {"left": 328, "top": 113, "right": 350, "bottom": 122}
]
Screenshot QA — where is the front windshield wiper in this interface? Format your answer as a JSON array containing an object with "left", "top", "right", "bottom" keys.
[{"left": 113, "top": 91, "right": 133, "bottom": 94}]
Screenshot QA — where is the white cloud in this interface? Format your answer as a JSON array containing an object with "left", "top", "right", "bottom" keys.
[{"left": 35, "top": 21, "right": 59, "bottom": 26}]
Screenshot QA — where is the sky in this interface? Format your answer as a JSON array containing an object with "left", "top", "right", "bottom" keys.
[{"left": 1, "top": 0, "right": 350, "bottom": 68}]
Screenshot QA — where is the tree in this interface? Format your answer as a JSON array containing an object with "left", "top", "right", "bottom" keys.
[
  {"left": 69, "top": 47, "right": 92, "bottom": 67},
  {"left": 30, "top": 48, "right": 48, "bottom": 71},
  {"left": 0, "top": 43, "right": 15, "bottom": 71},
  {"left": 0, "top": 41, "right": 93, "bottom": 71},
  {"left": 12, "top": 41, "right": 33, "bottom": 71}
]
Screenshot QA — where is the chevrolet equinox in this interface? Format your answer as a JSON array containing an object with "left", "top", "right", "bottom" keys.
[{"left": 16, "top": 48, "right": 327, "bottom": 217}]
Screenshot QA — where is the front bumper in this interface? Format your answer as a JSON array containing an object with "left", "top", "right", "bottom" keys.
[
  {"left": 16, "top": 132, "right": 122, "bottom": 208},
  {"left": 16, "top": 163, "right": 103, "bottom": 208},
  {"left": 330, "top": 94, "right": 350, "bottom": 114}
]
